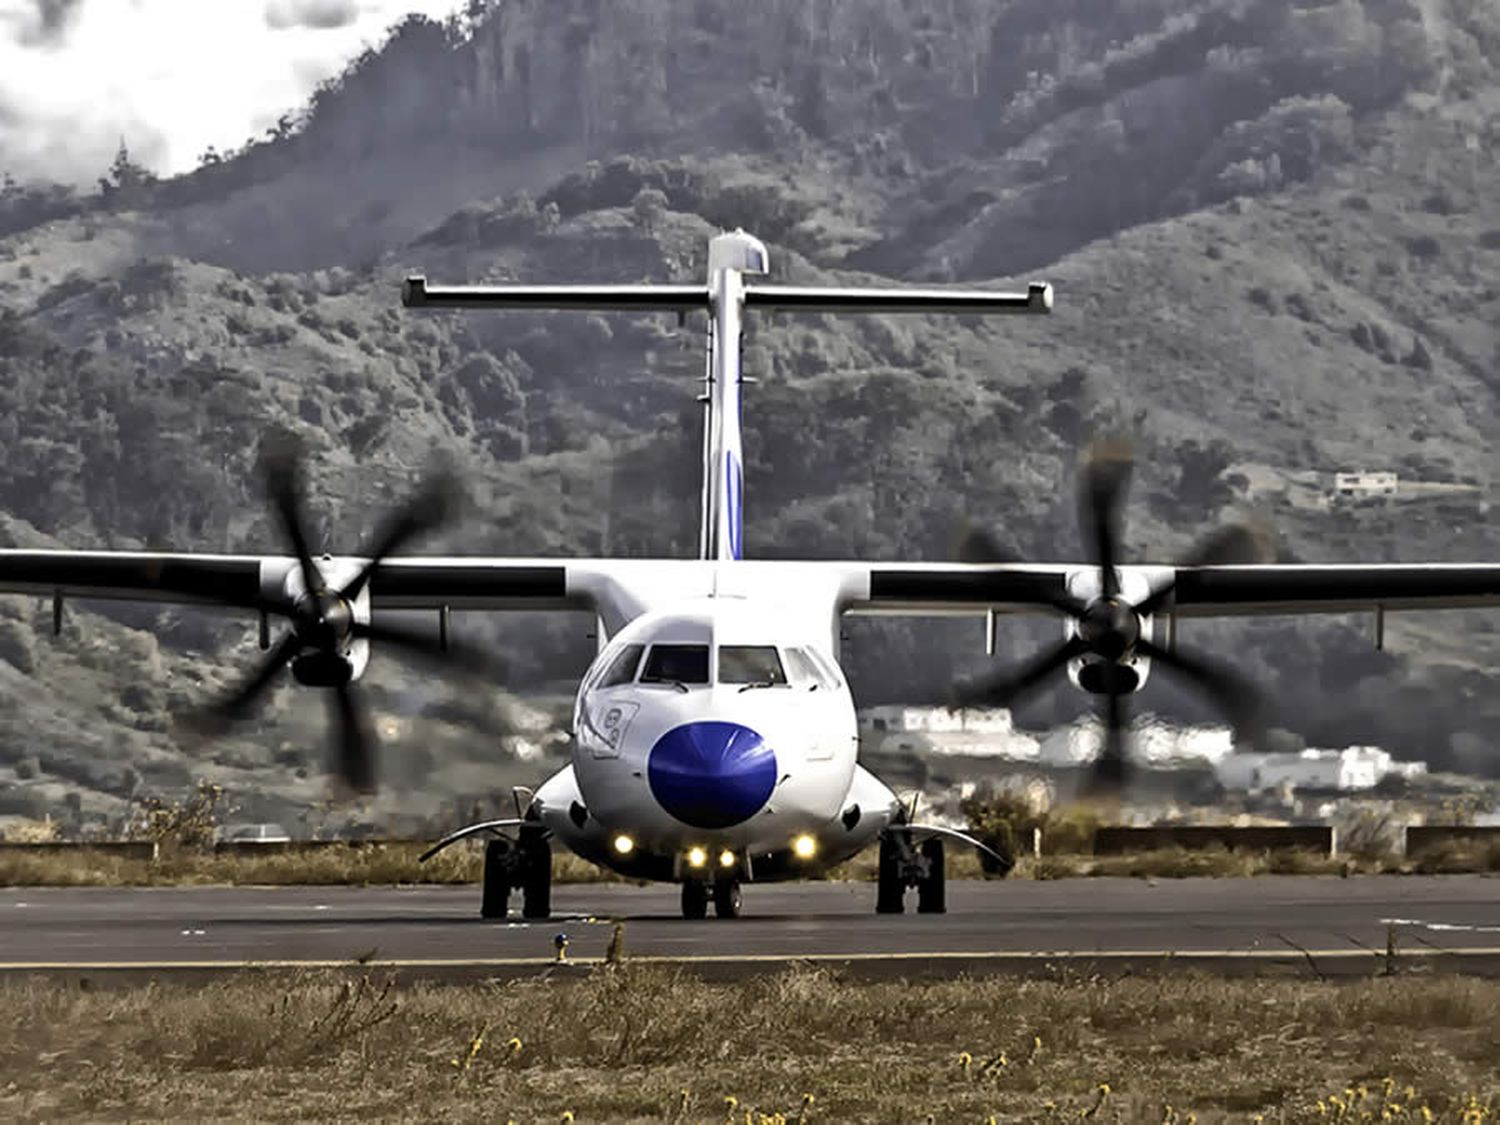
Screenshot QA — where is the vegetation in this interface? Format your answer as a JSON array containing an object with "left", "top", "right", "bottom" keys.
[
  {"left": 13, "top": 831, "right": 1500, "bottom": 889},
  {"left": 0, "top": 841, "right": 622, "bottom": 888},
  {"left": 4, "top": 0, "right": 1500, "bottom": 831},
  {"left": 3, "top": 965, "right": 1500, "bottom": 1120}
]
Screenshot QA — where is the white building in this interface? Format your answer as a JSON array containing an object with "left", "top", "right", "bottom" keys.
[
  {"left": 1328, "top": 471, "right": 1397, "bottom": 504},
  {"left": 1215, "top": 747, "right": 1426, "bottom": 792},
  {"left": 860, "top": 705, "right": 1041, "bottom": 759},
  {"left": 1037, "top": 715, "right": 1234, "bottom": 767}
]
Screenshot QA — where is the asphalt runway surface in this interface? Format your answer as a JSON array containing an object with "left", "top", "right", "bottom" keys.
[{"left": 5, "top": 877, "right": 1500, "bottom": 981}]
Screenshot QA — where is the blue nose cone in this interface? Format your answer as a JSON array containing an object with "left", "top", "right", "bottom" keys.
[{"left": 648, "top": 721, "right": 777, "bottom": 830}]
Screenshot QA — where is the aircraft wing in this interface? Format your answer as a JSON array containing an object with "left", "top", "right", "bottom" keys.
[
  {"left": 848, "top": 562, "right": 1500, "bottom": 617},
  {"left": 0, "top": 551, "right": 587, "bottom": 612},
  {"left": 8, "top": 551, "right": 1500, "bottom": 621}
]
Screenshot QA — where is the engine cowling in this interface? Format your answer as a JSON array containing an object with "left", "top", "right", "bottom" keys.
[{"left": 1061, "top": 566, "right": 1166, "bottom": 694}]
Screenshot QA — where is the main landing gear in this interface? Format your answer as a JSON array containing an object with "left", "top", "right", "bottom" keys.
[
  {"left": 876, "top": 828, "right": 945, "bottom": 915},
  {"left": 481, "top": 824, "right": 552, "bottom": 920},
  {"left": 681, "top": 878, "right": 742, "bottom": 919}
]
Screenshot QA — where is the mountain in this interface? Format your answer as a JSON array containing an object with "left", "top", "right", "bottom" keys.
[{"left": 3, "top": 0, "right": 1500, "bottom": 831}]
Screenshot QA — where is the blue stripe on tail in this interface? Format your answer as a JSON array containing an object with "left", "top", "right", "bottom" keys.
[{"left": 725, "top": 450, "right": 743, "bottom": 560}]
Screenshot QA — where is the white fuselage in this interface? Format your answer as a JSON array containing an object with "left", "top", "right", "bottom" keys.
[{"left": 531, "top": 596, "right": 901, "bottom": 881}]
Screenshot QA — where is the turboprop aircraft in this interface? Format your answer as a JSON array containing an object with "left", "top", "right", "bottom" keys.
[{"left": 5, "top": 229, "right": 1500, "bottom": 920}]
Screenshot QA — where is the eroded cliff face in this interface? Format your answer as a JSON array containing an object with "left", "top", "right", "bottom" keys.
[{"left": 150, "top": 0, "right": 1484, "bottom": 279}]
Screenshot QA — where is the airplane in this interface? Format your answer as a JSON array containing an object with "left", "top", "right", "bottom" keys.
[{"left": 5, "top": 228, "right": 1500, "bottom": 921}]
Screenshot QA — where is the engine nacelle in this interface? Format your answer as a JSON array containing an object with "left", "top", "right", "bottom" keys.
[
  {"left": 1061, "top": 567, "right": 1166, "bottom": 695},
  {"left": 263, "top": 555, "right": 372, "bottom": 683}
]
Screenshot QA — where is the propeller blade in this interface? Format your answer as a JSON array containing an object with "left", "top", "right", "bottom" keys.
[
  {"left": 330, "top": 679, "right": 377, "bottom": 794},
  {"left": 1176, "top": 520, "right": 1277, "bottom": 569},
  {"left": 262, "top": 436, "right": 324, "bottom": 600},
  {"left": 196, "top": 633, "right": 302, "bottom": 728},
  {"left": 953, "top": 522, "right": 1091, "bottom": 619},
  {"left": 1087, "top": 688, "right": 1131, "bottom": 794},
  {"left": 339, "top": 472, "right": 462, "bottom": 602},
  {"left": 1080, "top": 439, "right": 1133, "bottom": 599},
  {"left": 954, "top": 522, "right": 1020, "bottom": 564},
  {"left": 351, "top": 618, "right": 510, "bottom": 683},
  {"left": 1131, "top": 522, "right": 1277, "bottom": 619},
  {"left": 1136, "top": 638, "right": 1264, "bottom": 745},
  {"left": 953, "top": 634, "right": 1089, "bottom": 710}
]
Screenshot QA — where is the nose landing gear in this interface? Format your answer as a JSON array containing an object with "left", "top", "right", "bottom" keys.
[
  {"left": 680, "top": 878, "right": 742, "bottom": 919},
  {"left": 480, "top": 824, "right": 552, "bottom": 920},
  {"left": 713, "top": 879, "right": 742, "bottom": 918},
  {"left": 876, "top": 829, "right": 945, "bottom": 914}
]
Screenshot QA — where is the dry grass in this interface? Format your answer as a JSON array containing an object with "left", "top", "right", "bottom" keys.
[
  {"left": 5, "top": 839, "right": 1500, "bottom": 890},
  {"left": 2, "top": 966, "right": 1499, "bottom": 1121},
  {"left": 0, "top": 842, "right": 627, "bottom": 888}
]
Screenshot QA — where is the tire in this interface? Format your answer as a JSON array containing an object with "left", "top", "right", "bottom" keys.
[
  {"left": 481, "top": 837, "right": 512, "bottom": 920},
  {"left": 713, "top": 880, "right": 742, "bottom": 919},
  {"left": 876, "top": 832, "right": 904, "bottom": 915},
  {"left": 520, "top": 830, "right": 552, "bottom": 920},
  {"left": 917, "top": 838, "right": 946, "bottom": 915},
  {"left": 681, "top": 880, "right": 709, "bottom": 920}
]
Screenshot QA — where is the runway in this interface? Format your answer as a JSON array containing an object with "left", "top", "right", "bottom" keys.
[{"left": 5, "top": 876, "right": 1500, "bottom": 981}]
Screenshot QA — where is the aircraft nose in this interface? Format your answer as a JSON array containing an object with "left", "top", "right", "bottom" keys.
[{"left": 647, "top": 721, "right": 777, "bottom": 829}]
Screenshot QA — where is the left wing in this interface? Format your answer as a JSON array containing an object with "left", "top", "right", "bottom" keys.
[{"left": 0, "top": 551, "right": 585, "bottom": 612}]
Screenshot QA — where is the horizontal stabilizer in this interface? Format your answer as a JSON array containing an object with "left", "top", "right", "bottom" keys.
[
  {"left": 402, "top": 276, "right": 709, "bottom": 312},
  {"left": 403, "top": 276, "right": 1051, "bottom": 316},
  {"left": 744, "top": 282, "right": 1052, "bottom": 315}
]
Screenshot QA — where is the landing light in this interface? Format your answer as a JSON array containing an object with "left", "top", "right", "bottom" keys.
[
  {"left": 687, "top": 846, "right": 708, "bottom": 868},
  {"left": 718, "top": 849, "right": 736, "bottom": 869},
  {"left": 792, "top": 834, "right": 817, "bottom": 860},
  {"left": 612, "top": 834, "right": 635, "bottom": 856}
]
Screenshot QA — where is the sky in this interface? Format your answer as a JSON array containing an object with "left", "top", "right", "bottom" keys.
[{"left": 0, "top": 0, "right": 462, "bottom": 187}]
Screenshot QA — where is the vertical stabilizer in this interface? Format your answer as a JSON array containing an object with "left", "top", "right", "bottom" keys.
[{"left": 699, "top": 230, "right": 768, "bottom": 561}]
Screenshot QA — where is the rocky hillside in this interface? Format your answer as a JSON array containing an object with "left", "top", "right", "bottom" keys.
[{"left": 3, "top": 0, "right": 1500, "bottom": 829}]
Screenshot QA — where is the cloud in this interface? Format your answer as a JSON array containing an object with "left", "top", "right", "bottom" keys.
[
  {"left": 0, "top": 0, "right": 85, "bottom": 49},
  {"left": 0, "top": 0, "right": 459, "bottom": 186},
  {"left": 264, "top": 0, "right": 360, "bottom": 32}
]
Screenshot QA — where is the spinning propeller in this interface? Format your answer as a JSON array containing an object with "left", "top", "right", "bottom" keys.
[
  {"left": 190, "top": 438, "right": 501, "bottom": 793},
  {"left": 954, "top": 440, "right": 1271, "bottom": 793}
]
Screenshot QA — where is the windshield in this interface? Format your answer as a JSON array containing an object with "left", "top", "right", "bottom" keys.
[
  {"left": 718, "top": 645, "right": 786, "bottom": 685},
  {"left": 596, "top": 644, "right": 643, "bottom": 689},
  {"left": 641, "top": 644, "right": 710, "bottom": 685}
]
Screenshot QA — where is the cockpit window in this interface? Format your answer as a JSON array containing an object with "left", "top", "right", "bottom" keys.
[
  {"left": 641, "top": 644, "right": 710, "bottom": 685},
  {"left": 597, "top": 644, "right": 644, "bottom": 689},
  {"left": 784, "top": 647, "right": 822, "bottom": 687},
  {"left": 804, "top": 648, "right": 843, "bottom": 689},
  {"left": 718, "top": 645, "right": 786, "bottom": 685}
]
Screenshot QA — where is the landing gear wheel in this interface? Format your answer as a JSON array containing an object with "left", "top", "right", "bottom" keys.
[
  {"left": 520, "top": 827, "right": 552, "bottom": 920},
  {"left": 713, "top": 880, "right": 742, "bottom": 919},
  {"left": 917, "top": 838, "right": 946, "bottom": 914},
  {"left": 876, "top": 832, "right": 904, "bottom": 915},
  {"left": 681, "top": 880, "right": 709, "bottom": 920},
  {"left": 481, "top": 837, "right": 513, "bottom": 920}
]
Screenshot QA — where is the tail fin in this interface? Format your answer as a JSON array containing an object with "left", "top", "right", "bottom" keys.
[
  {"left": 403, "top": 235, "right": 1050, "bottom": 564},
  {"left": 700, "top": 231, "right": 767, "bottom": 561}
]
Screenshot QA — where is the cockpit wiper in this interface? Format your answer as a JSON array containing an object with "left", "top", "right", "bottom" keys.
[
  {"left": 642, "top": 678, "right": 691, "bottom": 692},
  {"left": 737, "top": 680, "right": 787, "bottom": 693}
]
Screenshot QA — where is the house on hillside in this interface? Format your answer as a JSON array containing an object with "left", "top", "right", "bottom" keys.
[{"left": 1327, "top": 470, "right": 1397, "bottom": 505}]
